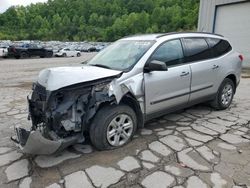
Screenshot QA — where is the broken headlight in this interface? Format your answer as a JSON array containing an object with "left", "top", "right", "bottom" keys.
[
  {"left": 94, "top": 82, "right": 110, "bottom": 92},
  {"left": 55, "top": 92, "right": 64, "bottom": 104}
]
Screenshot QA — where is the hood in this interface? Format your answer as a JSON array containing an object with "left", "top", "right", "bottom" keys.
[{"left": 37, "top": 65, "right": 122, "bottom": 91}]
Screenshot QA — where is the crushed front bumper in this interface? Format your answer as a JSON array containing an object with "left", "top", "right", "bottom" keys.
[
  {"left": 13, "top": 128, "right": 62, "bottom": 155},
  {"left": 12, "top": 128, "right": 80, "bottom": 155}
]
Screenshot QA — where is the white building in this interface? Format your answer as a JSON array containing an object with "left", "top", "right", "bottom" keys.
[{"left": 198, "top": 0, "right": 250, "bottom": 67}]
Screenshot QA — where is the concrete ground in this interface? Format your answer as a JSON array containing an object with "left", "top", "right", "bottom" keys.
[{"left": 0, "top": 55, "right": 250, "bottom": 188}]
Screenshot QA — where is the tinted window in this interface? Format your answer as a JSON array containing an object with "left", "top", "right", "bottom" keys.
[
  {"left": 151, "top": 39, "right": 184, "bottom": 66},
  {"left": 183, "top": 38, "right": 211, "bottom": 62},
  {"left": 206, "top": 38, "right": 232, "bottom": 58}
]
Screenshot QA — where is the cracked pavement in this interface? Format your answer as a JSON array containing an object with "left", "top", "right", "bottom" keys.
[{"left": 0, "top": 56, "right": 250, "bottom": 188}]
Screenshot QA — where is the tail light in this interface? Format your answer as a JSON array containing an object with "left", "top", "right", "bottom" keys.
[{"left": 239, "top": 54, "right": 243, "bottom": 61}]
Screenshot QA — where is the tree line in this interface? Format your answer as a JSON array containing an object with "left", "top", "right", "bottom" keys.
[{"left": 0, "top": 0, "right": 199, "bottom": 42}]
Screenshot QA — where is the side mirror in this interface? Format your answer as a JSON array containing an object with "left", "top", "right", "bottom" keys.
[{"left": 144, "top": 60, "right": 168, "bottom": 72}]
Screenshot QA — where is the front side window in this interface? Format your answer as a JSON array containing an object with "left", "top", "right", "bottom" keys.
[
  {"left": 183, "top": 38, "right": 211, "bottom": 62},
  {"left": 88, "top": 40, "right": 154, "bottom": 71},
  {"left": 151, "top": 39, "right": 184, "bottom": 66}
]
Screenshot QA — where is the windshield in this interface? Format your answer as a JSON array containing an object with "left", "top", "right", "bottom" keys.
[{"left": 87, "top": 40, "right": 154, "bottom": 71}]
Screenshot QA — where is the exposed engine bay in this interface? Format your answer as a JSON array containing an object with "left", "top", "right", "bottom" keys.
[
  {"left": 11, "top": 64, "right": 145, "bottom": 155},
  {"left": 14, "top": 78, "right": 117, "bottom": 155}
]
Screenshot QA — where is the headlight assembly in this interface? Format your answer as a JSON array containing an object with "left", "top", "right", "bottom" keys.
[{"left": 94, "top": 83, "right": 110, "bottom": 92}]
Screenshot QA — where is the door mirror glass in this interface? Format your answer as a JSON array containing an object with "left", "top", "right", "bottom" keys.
[{"left": 145, "top": 60, "right": 168, "bottom": 72}]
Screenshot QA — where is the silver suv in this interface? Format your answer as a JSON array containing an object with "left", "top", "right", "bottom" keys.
[{"left": 14, "top": 32, "right": 243, "bottom": 154}]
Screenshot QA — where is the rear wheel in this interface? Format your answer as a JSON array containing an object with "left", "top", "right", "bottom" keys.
[
  {"left": 46, "top": 52, "right": 53, "bottom": 57},
  {"left": 90, "top": 104, "right": 137, "bottom": 150},
  {"left": 20, "top": 52, "right": 28, "bottom": 58},
  {"left": 77, "top": 52, "right": 81, "bottom": 57},
  {"left": 210, "top": 78, "right": 235, "bottom": 110}
]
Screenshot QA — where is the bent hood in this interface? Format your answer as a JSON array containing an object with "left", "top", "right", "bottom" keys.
[{"left": 37, "top": 65, "right": 122, "bottom": 91}]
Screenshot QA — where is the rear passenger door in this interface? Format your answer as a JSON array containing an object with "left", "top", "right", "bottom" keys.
[{"left": 182, "top": 38, "right": 219, "bottom": 102}]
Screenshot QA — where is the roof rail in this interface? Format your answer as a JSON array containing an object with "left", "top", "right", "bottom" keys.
[
  {"left": 122, "top": 33, "right": 161, "bottom": 39},
  {"left": 156, "top": 32, "right": 224, "bottom": 38}
]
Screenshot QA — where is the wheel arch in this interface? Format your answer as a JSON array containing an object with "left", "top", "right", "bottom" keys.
[
  {"left": 225, "top": 73, "right": 237, "bottom": 92},
  {"left": 21, "top": 50, "right": 29, "bottom": 55},
  {"left": 20, "top": 51, "right": 29, "bottom": 58},
  {"left": 86, "top": 92, "right": 144, "bottom": 131},
  {"left": 119, "top": 92, "right": 144, "bottom": 128}
]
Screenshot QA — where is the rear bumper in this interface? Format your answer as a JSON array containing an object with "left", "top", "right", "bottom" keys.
[{"left": 237, "top": 79, "right": 240, "bottom": 87}]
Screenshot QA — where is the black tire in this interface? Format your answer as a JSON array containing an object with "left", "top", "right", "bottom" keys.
[
  {"left": 20, "top": 52, "right": 28, "bottom": 58},
  {"left": 46, "top": 52, "right": 53, "bottom": 58},
  {"left": 90, "top": 104, "right": 137, "bottom": 150},
  {"left": 77, "top": 52, "right": 81, "bottom": 57},
  {"left": 210, "top": 78, "right": 235, "bottom": 110}
]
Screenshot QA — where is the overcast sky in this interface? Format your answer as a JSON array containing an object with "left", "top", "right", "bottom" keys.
[{"left": 0, "top": 0, "right": 48, "bottom": 13}]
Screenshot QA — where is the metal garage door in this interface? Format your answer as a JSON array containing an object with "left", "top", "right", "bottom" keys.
[{"left": 214, "top": 2, "right": 250, "bottom": 67}]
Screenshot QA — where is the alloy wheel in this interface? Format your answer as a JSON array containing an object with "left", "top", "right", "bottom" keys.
[
  {"left": 106, "top": 114, "right": 133, "bottom": 146},
  {"left": 221, "top": 83, "right": 233, "bottom": 106}
]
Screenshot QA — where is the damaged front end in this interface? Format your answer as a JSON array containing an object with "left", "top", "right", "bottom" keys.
[{"left": 13, "top": 78, "right": 117, "bottom": 155}]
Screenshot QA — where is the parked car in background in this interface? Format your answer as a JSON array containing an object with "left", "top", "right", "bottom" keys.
[
  {"left": 55, "top": 47, "right": 81, "bottom": 57},
  {"left": 13, "top": 32, "right": 243, "bottom": 155},
  {"left": 95, "top": 44, "right": 106, "bottom": 52},
  {"left": 0, "top": 46, "right": 8, "bottom": 58},
  {"left": 80, "top": 44, "right": 97, "bottom": 52},
  {"left": 7, "top": 44, "right": 53, "bottom": 59}
]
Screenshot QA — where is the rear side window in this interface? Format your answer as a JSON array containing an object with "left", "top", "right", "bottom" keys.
[
  {"left": 206, "top": 38, "right": 232, "bottom": 58},
  {"left": 183, "top": 38, "right": 211, "bottom": 62},
  {"left": 151, "top": 39, "right": 184, "bottom": 66}
]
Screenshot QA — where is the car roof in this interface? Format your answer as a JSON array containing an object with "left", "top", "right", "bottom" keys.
[{"left": 121, "top": 32, "right": 224, "bottom": 41}]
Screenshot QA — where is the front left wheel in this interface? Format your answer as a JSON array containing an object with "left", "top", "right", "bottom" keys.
[{"left": 90, "top": 104, "right": 137, "bottom": 150}]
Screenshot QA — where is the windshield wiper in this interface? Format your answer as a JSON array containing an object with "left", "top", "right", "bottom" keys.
[{"left": 91, "top": 64, "right": 111, "bottom": 69}]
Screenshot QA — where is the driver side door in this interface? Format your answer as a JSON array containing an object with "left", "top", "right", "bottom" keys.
[{"left": 144, "top": 39, "right": 191, "bottom": 116}]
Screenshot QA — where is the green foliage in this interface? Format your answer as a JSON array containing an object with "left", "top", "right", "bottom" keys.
[{"left": 0, "top": 0, "right": 199, "bottom": 41}]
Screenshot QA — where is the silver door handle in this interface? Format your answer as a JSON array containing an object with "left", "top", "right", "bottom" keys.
[
  {"left": 212, "top": 65, "right": 219, "bottom": 69},
  {"left": 180, "top": 72, "right": 189, "bottom": 77}
]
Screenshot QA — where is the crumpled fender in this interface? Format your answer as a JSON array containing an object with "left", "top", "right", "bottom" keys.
[
  {"left": 108, "top": 73, "right": 145, "bottom": 113},
  {"left": 109, "top": 73, "right": 144, "bottom": 102}
]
